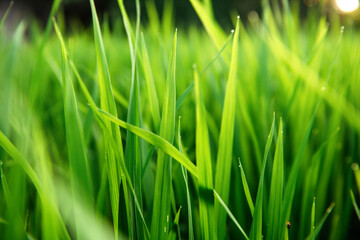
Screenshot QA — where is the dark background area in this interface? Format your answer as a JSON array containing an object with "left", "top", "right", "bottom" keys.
[{"left": 0, "top": 0, "right": 319, "bottom": 29}]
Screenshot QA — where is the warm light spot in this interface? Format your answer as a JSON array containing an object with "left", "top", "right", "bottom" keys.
[{"left": 335, "top": 0, "right": 359, "bottom": 13}]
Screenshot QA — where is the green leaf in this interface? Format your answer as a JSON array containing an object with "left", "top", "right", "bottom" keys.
[
  {"left": 150, "top": 30, "right": 177, "bottom": 240},
  {"left": 305, "top": 203, "right": 335, "bottom": 240},
  {"left": 214, "top": 190, "right": 249, "bottom": 240},
  {"left": 89, "top": 1, "right": 124, "bottom": 238},
  {"left": 53, "top": 19, "right": 94, "bottom": 239},
  {"left": 350, "top": 190, "right": 360, "bottom": 221},
  {"left": 266, "top": 118, "right": 284, "bottom": 240},
  {"left": 194, "top": 66, "right": 214, "bottom": 240},
  {"left": 249, "top": 113, "right": 276, "bottom": 240},
  {"left": 238, "top": 158, "right": 254, "bottom": 216},
  {"left": 214, "top": 16, "right": 240, "bottom": 240},
  {"left": 178, "top": 117, "right": 194, "bottom": 240}
]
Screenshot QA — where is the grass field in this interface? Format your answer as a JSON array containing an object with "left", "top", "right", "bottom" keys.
[{"left": 1, "top": 0, "right": 360, "bottom": 239}]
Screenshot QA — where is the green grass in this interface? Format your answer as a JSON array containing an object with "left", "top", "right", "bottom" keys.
[{"left": 1, "top": 0, "right": 360, "bottom": 239}]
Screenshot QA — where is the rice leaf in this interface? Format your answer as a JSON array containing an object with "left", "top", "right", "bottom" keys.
[
  {"left": 89, "top": 1, "right": 124, "bottom": 238},
  {"left": 0, "top": 131, "right": 71, "bottom": 240},
  {"left": 305, "top": 203, "right": 335, "bottom": 240},
  {"left": 214, "top": 16, "right": 240, "bottom": 240},
  {"left": 150, "top": 29, "right": 177, "bottom": 240},
  {"left": 266, "top": 118, "right": 284, "bottom": 240},
  {"left": 189, "top": 0, "right": 227, "bottom": 52},
  {"left": 311, "top": 197, "right": 316, "bottom": 240},
  {"left": 194, "top": 66, "right": 214, "bottom": 239},
  {"left": 238, "top": 158, "right": 254, "bottom": 215},
  {"left": 178, "top": 116, "right": 194, "bottom": 240},
  {"left": 214, "top": 190, "right": 249, "bottom": 240},
  {"left": 140, "top": 32, "right": 161, "bottom": 129},
  {"left": 249, "top": 113, "right": 276, "bottom": 240},
  {"left": 118, "top": 0, "right": 144, "bottom": 237},
  {"left": 350, "top": 190, "right": 360, "bottom": 221},
  {"left": 53, "top": 19, "right": 94, "bottom": 238}
]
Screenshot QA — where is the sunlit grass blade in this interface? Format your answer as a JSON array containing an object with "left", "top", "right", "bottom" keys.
[
  {"left": 118, "top": 0, "right": 144, "bottom": 238},
  {"left": 89, "top": 1, "right": 124, "bottom": 238},
  {"left": 238, "top": 158, "right": 254, "bottom": 215},
  {"left": 214, "top": 190, "right": 249, "bottom": 240},
  {"left": 350, "top": 190, "right": 360, "bottom": 221},
  {"left": 214, "top": 16, "right": 240, "bottom": 240},
  {"left": 189, "top": 0, "right": 227, "bottom": 52},
  {"left": 140, "top": 32, "right": 161, "bottom": 129},
  {"left": 249, "top": 113, "right": 276, "bottom": 240},
  {"left": 53, "top": 18, "right": 94, "bottom": 238},
  {"left": 0, "top": 0, "right": 14, "bottom": 29},
  {"left": 150, "top": 30, "right": 177, "bottom": 240},
  {"left": 266, "top": 118, "right": 284, "bottom": 240},
  {"left": 178, "top": 116, "right": 194, "bottom": 240},
  {"left": 305, "top": 203, "right": 335, "bottom": 240},
  {"left": 194, "top": 66, "right": 214, "bottom": 239}
]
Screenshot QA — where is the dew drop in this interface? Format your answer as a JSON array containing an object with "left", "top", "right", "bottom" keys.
[
  {"left": 321, "top": 86, "right": 326, "bottom": 91},
  {"left": 231, "top": 29, "right": 235, "bottom": 33},
  {"left": 340, "top": 26, "right": 345, "bottom": 33}
]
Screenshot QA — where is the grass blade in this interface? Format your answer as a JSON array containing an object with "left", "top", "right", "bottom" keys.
[
  {"left": 249, "top": 113, "right": 276, "bottom": 240},
  {"left": 178, "top": 116, "right": 194, "bottom": 240},
  {"left": 311, "top": 197, "right": 316, "bottom": 240},
  {"left": 118, "top": 0, "right": 144, "bottom": 238},
  {"left": 53, "top": 18, "right": 94, "bottom": 238},
  {"left": 214, "top": 190, "right": 249, "bottom": 240},
  {"left": 150, "top": 30, "right": 177, "bottom": 240},
  {"left": 140, "top": 32, "right": 161, "bottom": 129},
  {"left": 194, "top": 66, "right": 214, "bottom": 239},
  {"left": 214, "top": 16, "right": 240, "bottom": 240},
  {"left": 89, "top": 1, "right": 124, "bottom": 238},
  {"left": 238, "top": 158, "right": 254, "bottom": 215},
  {"left": 350, "top": 190, "right": 360, "bottom": 221},
  {"left": 266, "top": 118, "right": 284, "bottom": 240},
  {"left": 305, "top": 203, "right": 335, "bottom": 240}
]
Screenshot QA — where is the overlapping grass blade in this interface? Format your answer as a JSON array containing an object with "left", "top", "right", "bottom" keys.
[
  {"left": 214, "top": 16, "right": 240, "bottom": 240},
  {"left": 305, "top": 203, "right": 335, "bottom": 240},
  {"left": 238, "top": 158, "right": 254, "bottom": 215},
  {"left": 194, "top": 67, "right": 214, "bottom": 239},
  {"left": 53, "top": 19, "right": 94, "bottom": 238},
  {"left": 89, "top": 1, "right": 124, "bottom": 238},
  {"left": 266, "top": 118, "right": 284, "bottom": 240},
  {"left": 118, "top": 0, "right": 144, "bottom": 237},
  {"left": 150, "top": 29, "right": 177, "bottom": 240},
  {"left": 178, "top": 116, "right": 194, "bottom": 240},
  {"left": 249, "top": 113, "right": 276, "bottom": 240},
  {"left": 69, "top": 58, "right": 151, "bottom": 238}
]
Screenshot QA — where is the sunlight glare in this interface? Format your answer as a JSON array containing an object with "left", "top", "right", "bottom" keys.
[{"left": 335, "top": 0, "right": 359, "bottom": 13}]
